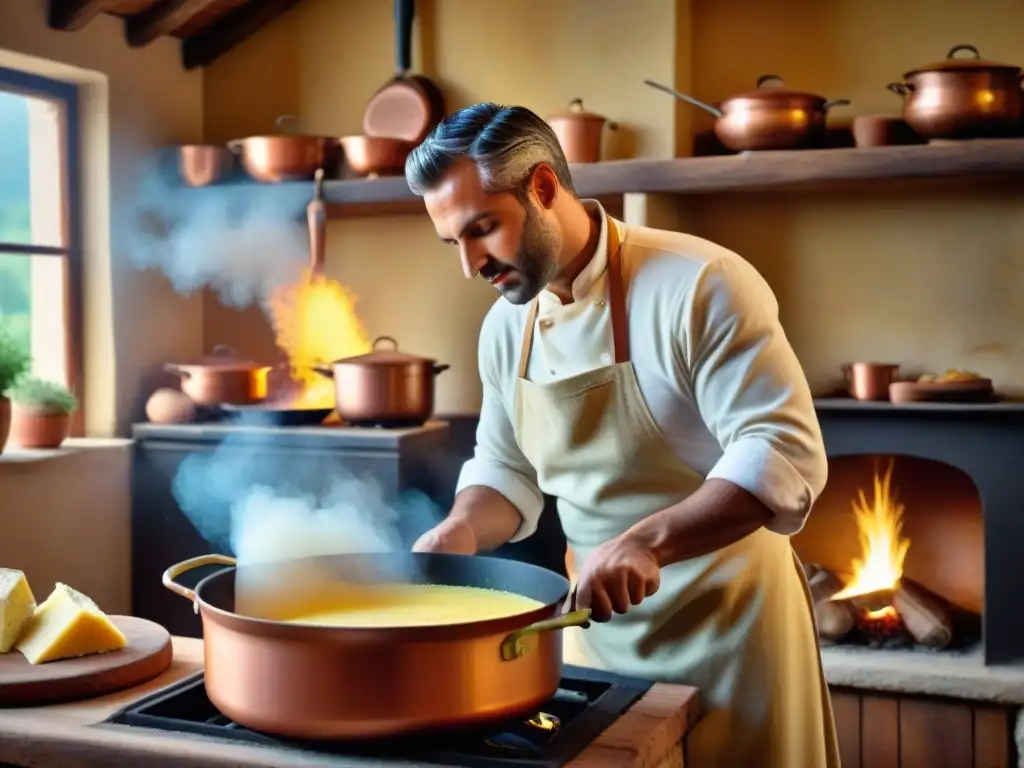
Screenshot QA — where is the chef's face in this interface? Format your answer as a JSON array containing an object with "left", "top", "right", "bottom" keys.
[{"left": 424, "top": 160, "right": 560, "bottom": 305}]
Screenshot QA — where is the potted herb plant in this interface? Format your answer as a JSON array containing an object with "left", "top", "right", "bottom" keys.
[
  {"left": 8, "top": 377, "right": 78, "bottom": 449},
  {"left": 0, "top": 321, "right": 31, "bottom": 455}
]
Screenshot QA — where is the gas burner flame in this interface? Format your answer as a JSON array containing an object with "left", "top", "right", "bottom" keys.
[{"left": 527, "top": 712, "right": 560, "bottom": 732}]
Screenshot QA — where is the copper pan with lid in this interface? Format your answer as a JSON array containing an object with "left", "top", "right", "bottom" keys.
[
  {"left": 645, "top": 76, "right": 850, "bottom": 152},
  {"left": 886, "top": 45, "right": 1024, "bottom": 140},
  {"left": 315, "top": 336, "right": 448, "bottom": 427}
]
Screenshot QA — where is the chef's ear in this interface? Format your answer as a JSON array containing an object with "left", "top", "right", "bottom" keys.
[{"left": 528, "top": 163, "right": 560, "bottom": 210}]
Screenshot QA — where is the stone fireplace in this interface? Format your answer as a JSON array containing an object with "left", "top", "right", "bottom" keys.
[{"left": 804, "top": 398, "right": 1024, "bottom": 666}]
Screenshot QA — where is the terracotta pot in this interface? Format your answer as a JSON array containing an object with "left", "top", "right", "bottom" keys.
[
  {"left": 9, "top": 405, "right": 70, "bottom": 449},
  {"left": 0, "top": 397, "right": 10, "bottom": 455}
]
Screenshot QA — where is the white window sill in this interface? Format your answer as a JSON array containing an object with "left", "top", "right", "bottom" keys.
[{"left": 0, "top": 437, "right": 132, "bottom": 465}]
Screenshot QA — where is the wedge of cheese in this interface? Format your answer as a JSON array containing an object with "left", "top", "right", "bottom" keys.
[
  {"left": 15, "top": 582, "right": 127, "bottom": 664},
  {"left": 0, "top": 568, "right": 37, "bottom": 653}
]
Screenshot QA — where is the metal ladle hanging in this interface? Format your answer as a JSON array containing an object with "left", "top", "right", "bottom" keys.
[{"left": 307, "top": 168, "right": 326, "bottom": 277}]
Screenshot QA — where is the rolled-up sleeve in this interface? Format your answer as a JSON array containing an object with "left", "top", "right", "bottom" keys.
[
  {"left": 681, "top": 257, "right": 827, "bottom": 535},
  {"left": 455, "top": 321, "right": 545, "bottom": 542}
]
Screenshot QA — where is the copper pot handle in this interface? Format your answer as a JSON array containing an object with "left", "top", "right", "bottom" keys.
[
  {"left": 947, "top": 44, "right": 980, "bottom": 60},
  {"left": 163, "top": 363, "right": 189, "bottom": 379},
  {"left": 433, "top": 364, "right": 450, "bottom": 375},
  {"left": 163, "top": 554, "right": 237, "bottom": 608},
  {"left": 756, "top": 74, "right": 785, "bottom": 89},
  {"left": 373, "top": 335, "right": 399, "bottom": 351},
  {"left": 314, "top": 365, "right": 335, "bottom": 379},
  {"left": 643, "top": 79, "right": 723, "bottom": 119},
  {"left": 887, "top": 82, "right": 914, "bottom": 98},
  {"left": 500, "top": 608, "right": 593, "bottom": 661},
  {"left": 824, "top": 99, "right": 850, "bottom": 111},
  {"left": 211, "top": 344, "right": 238, "bottom": 359}
]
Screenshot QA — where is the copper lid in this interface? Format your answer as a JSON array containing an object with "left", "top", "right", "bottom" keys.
[
  {"left": 547, "top": 99, "right": 608, "bottom": 124},
  {"left": 186, "top": 345, "right": 266, "bottom": 371},
  {"left": 904, "top": 45, "right": 1021, "bottom": 77},
  {"left": 334, "top": 336, "right": 435, "bottom": 366},
  {"left": 725, "top": 75, "right": 828, "bottom": 106}
]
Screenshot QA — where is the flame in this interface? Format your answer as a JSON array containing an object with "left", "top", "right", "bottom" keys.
[
  {"left": 266, "top": 268, "right": 371, "bottom": 408},
  {"left": 831, "top": 459, "right": 911, "bottom": 602}
]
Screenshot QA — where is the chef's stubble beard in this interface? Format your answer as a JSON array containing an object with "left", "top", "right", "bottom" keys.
[{"left": 498, "top": 201, "right": 560, "bottom": 305}]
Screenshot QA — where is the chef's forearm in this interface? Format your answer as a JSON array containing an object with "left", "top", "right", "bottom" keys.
[
  {"left": 627, "top": 479, "right": 775, "bottom": 567},
  {"left": 447, "top": 485, "right": 524, "bottom": 551}
]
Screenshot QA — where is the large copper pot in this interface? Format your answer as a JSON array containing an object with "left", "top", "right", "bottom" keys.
[
  {"left": 164, "top": 345, "right": 272, "bottom": 407},
  {"left": 162, "top": 552, "right": 591, "bottom": 740},
  {"left": 315, "top": 336, "right": 448, "bottom": 427},
  {"left": 645, "top": 76, "right": 850, "bottom": 152},
  {"left": 887, "top": 45, "right": 1024, "bottom": 140},
  {"left": 340, "top": 135, "right": 416, "bottom": 178},
  {"left": 546, "top": 99, "right": 618, "bottom": 163}
]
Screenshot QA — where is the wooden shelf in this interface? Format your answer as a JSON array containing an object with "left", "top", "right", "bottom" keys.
[{"left": 177, "top": 139, "right": 1024, "bottom": 219}]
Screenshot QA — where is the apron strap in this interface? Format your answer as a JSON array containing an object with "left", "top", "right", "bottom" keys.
[{"left": 517, "top": 214, "right": 627, "bottom": 379}]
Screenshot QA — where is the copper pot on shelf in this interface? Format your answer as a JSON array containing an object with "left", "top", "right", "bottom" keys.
[
  {"left": 546, "top": 99, "right": 618, "bottom": 163},
  {"left": 843, "top": 362, "right": 900, "bottom": 401},
  {"left": 340, "top": 135, "right": 416, "bottom": 178},
  {"left": 645, "top": 76, "right": 850, "bottom": 152},
  {"left": 229, "top": 116, "right": 341, "bottom": 183},
  {"left": 887, "top": 45, "right": 1024, "bottom": 140},
  {"left": 315, "top": 336, "right": 448, "bottom": 427},
  {"left": 161, "top": 552, "right": 591, "bottom": 740},
  {"left": 177, "top": 145, "right": 235, "bottom": 187},
  {"left": 164, "top": 345, "right": 273, "bottom": 407}
]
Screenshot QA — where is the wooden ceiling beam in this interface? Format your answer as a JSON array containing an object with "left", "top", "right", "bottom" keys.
[
  {"left": 180, "top": 0, "right": 302, "bottom": 70},
  {"left": 126, "top": 0, "right": 219, "bottom": 47},
  {"left": 47, "top": 0, "right": 118, "bottom": 31}
]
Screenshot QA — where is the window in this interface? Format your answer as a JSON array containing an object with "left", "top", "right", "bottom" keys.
[{"left": 0, "top": 67, "right": 82, "bottom": 428}]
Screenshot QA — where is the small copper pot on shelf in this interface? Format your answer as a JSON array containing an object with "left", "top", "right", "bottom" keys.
[{"left": 843, "top": 362, "right": 901, "bottom": 401}]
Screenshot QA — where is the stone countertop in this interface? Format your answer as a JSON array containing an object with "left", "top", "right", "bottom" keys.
[
  {"left": 131, "top": 419, "right": 451, "bottom": 450},
  {"left": 0, "top": 636, "right": 700, "bottom": 768}
]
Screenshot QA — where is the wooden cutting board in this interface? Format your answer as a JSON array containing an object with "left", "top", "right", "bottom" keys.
[{"left": 0, "top": 616, "right": 173, "bottom": 706}]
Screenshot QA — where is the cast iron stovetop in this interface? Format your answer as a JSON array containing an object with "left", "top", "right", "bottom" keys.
[{"left": 102, "top": 665, "right": 653, "bottom": 768}]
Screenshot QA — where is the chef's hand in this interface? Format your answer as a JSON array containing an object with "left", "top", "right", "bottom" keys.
[
  {"left": 575, "top": 533, "right": 660, "bottom": 622},
  {"left": 411, "top": 517, "right": 477, "bottom": 555}
]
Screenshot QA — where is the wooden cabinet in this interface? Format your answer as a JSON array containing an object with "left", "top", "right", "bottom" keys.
[{"left": 830, "top": 687, "right": 1016, "bottom": 767}]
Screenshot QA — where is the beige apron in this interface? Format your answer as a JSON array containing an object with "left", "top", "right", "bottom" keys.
[{"left": 512, "top": 216, "right": 841, "bottom": 768}]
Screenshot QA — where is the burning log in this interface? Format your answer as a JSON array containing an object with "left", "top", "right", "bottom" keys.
[
  {"left": 893, "top": 578, "right": 954, "bottom": 650},
  {"left": 815, "top": 599, "right": 857, "bottom": 641},
  {"left": 807, "top": 567, "right": 844, "bottom": 604}
]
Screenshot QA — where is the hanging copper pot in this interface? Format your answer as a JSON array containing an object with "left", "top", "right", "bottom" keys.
[{"left": 886, "top": 45, "right": 1024, "bottom": 140}]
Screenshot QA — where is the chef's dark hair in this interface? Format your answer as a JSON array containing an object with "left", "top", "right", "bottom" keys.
[{"left": 405, "top": 103, "right": 578, "bottom": 200}]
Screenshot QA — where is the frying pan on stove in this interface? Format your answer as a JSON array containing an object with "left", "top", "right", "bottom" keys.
[
  {"left": 363, "top": 0, "right": 446, "bottom": 144},
  {"left": 220, "top": 402, "right": 334, "bottom": 427}
]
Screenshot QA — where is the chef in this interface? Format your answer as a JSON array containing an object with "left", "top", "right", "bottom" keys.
[{"left": 405, "top": 103, "right": 839, "bottom": 768}]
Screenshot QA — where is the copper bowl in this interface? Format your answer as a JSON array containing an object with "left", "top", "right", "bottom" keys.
[
  {"left": 177, "top": 145, "right": 235, "bottom": 187},
  {"left": 340, "top": 135, "right": 416, "bottom": 178}
]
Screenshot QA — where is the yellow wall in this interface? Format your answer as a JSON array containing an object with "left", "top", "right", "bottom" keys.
[
  {"left": 0, "top": 3, "right": 204, "bottom": 610},
  {"left": 202, "top": 0, "right": 1024, "bottom": 408}
]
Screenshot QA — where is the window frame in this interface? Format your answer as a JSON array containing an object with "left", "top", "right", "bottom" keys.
[{"left": 0, "top": 66, "right": 84, "bottom": 437}]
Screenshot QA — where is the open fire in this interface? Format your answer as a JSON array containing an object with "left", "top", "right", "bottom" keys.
[
  {"left": 265, "top": 267, "right": 372, "bottom": 409},
  {"left": 807, "top": 459, "right": 957, "bottom": 650}
]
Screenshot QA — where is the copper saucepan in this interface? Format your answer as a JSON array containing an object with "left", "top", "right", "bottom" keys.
[
  {"left": 887, "top": 45, "right": 1024, "bottom": 140},
  {"left": 164, "top": 345, "right": 273, "bottom": 407},
  {"left": 229, "top": 116, "right": 342, "bottom": 183},
  {"left": 645, "top": 76, "right": 850, "bottom": 152},
  {"left": 162, "top": 552, "right": 591, "bottom": 740},
  {"left": 315, "top": 336, "right": 448, "bottom": 427},
  {"left": 843, "top": 362, "right": 900, "bottom": 401}
]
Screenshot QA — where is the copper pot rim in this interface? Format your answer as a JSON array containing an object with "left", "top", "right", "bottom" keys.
[
  {"left": 190, "top": 562, "right": 569, "bottom": 642},
  {"left": 330, "top": 335, "right": 442, "bottom": 367}
]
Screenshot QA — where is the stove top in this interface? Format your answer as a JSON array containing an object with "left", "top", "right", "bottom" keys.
[{"left": 103, "top": 665, "right": 653, "bottom": 768}]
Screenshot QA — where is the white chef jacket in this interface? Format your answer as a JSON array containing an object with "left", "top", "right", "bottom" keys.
[{"left": 457, "top": 200, "right": 827, "bottom": 542}]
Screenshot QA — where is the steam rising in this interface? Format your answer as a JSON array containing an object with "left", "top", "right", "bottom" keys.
[
  {"left": 172, "top": 431, "right": 441, "bottom": 577},
  {"left": 125, "top": 153, "right": 310, "bottom": 308}
]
